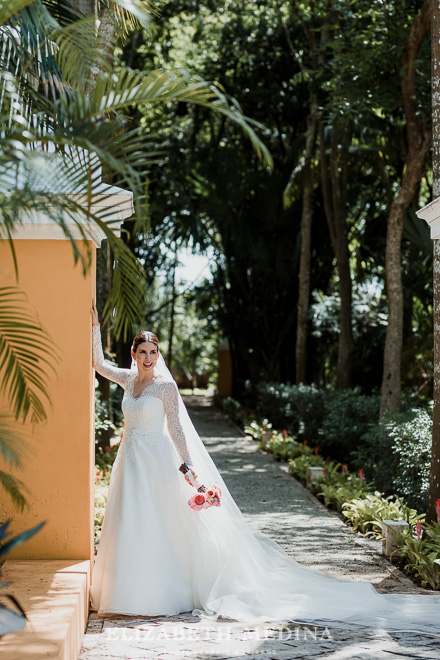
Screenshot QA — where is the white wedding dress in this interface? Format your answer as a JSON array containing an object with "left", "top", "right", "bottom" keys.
[{"left": 90, "top": 324, "right": 440, "bottom": 635}]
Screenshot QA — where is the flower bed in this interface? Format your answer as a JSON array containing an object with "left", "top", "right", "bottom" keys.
[{"left": 219, "top": 399, "right": 440, "bottom": 591}]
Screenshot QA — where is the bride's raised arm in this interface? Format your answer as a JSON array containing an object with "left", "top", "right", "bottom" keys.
[{"left": 91, "top": 300, "right": 131, "bottom": 389}]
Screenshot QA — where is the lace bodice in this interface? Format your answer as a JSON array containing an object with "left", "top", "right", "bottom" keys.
[{"left": 92, "top": 324, "right": 192, "bottom": 465}]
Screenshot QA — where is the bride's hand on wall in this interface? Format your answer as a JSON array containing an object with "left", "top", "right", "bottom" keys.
[{"left": 91, "top": 298, "right": 99, "bottom": 326}]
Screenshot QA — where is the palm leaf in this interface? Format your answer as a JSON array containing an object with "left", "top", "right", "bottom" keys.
[
  {"left": 0, "top": 0, "right": 36, "bottom": 26},
  {"left": 102, "top": 0, "right": 161, "bottom": 36},
  {"left": 101, "top": 236, "right": 146, "bottom": 340},
  {"left": 0, "top": 470, "right": 29, "bottom": 511},
  {"left": 89, "top": 69, "right": 273, "bottom": 168},
  {"left": 0, "top": 519, "right": 46, "bottom": 557},
  {"left": 0, "top": 413, "right": 31, "bottom": 510},
  {"left": 0, "top": 412, "right": 31, "bottom": 468},
  {"left": 0, "top": 287, "right": 56, "bottom": 422},
  {"left": 0, "top": 0, "right": 272, "bottom": 349}
]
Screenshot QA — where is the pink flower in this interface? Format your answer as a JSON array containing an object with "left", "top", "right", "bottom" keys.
[
  {"left": 436, "top": 499, "right": 440, "bottom": 523},
  {"left": 188, "top": 493, "right": 207, "bottom": 511},
  {"left": 416, "top": 519, "right": 422, "bottom": 542},
  {"left": 205, "top": 485, "right": 222, "bottom": 507},
  {"left": 342, "top": 464, "right": 347, "bottom": 475},
  {"left": 95, "top": 470, "right": 101, "bottom": 484},
  {"left": 358, "top": 469, "right": 365, "bottom": 483},
  {"left": 314, "top": 446, "right": 318, "bottom": 456},
  {"left": 282, "top": 429, "right": 288, "bottom": 439}
]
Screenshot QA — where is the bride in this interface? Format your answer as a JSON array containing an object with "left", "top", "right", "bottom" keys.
[{"left": 89, "top": 300, "right": 440, "bottom": 635}]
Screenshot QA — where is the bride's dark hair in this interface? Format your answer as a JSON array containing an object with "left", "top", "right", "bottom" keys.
[{"left": 132, "top": 331, "right": 159, "bottom": 352}]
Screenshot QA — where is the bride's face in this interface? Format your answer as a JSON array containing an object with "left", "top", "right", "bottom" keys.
[{"left": 131, "top": 341, "right": 160, "bottom": 375}]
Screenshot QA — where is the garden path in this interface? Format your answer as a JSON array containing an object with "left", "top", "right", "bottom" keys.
[{"left": 79, "top": 395, "right": 439, "bottom": 660}]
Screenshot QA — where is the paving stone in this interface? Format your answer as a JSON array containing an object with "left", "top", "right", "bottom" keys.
[{"left": 79, "top": 396, "right": 440, "bottom": 660}]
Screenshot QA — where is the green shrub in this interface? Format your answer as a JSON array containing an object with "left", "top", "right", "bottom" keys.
[
  {"left": 288, "top": 453, "right": 326, "bottom": 483},
  {"left": 342, "top": 494, "right": 420, "bottom": 538},
  {"left": 387, "top": 409, "right": 431, "bottom": 511},
  {"left": 393, "top": 521, "right": 440, "bottom": 590},
  {"left": 318, "top": 390, "right": 380, "bottom": 461},
  {"left": 217, "top": 396, "right": 257, "bottom": 428},
  {"left": 319, "top": 479, "right": 367, "bottom": 511},
  {"left": 256, "top": 383, "right": 327, "bottom": 443},
  {"left": 219, "top": 396, "right": 242, "bottom": 420},
  {"left": 357, "top": 408, "right": 432, "bottom": 510},
  {"left": 95, "top": 388, "right": 117, "bottom": 444},
  {"left": 244, "top": 419, "right": 273, "bottom": 441},
  {"left": 317, "top": 468, "right": 369, "bottom": 511},
  {"left": 255, "top": 383, "right": 380, "bottom": 462}
]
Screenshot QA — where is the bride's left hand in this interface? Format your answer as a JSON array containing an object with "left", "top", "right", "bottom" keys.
[
  {"left": 91, "top": 298, "right": 99, "bottom": 325},
  {"left": 180, "top": 463, "right": 206, "bottom": 491}
]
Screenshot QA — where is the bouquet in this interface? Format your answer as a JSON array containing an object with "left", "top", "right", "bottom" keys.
[
  {"left": 179, "top": 462, "right": 222, "bottom": 510},
  {"left": 188, "top": 485, "right": 222, "bottom": 511}
]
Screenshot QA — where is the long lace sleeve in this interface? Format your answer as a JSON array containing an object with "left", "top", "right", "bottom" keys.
[
  {"left": 92, "top": 324, "right": 131, "bottom": 389},
  {"left": 162, "top": 380, "right": 193, "bottom": 466}
]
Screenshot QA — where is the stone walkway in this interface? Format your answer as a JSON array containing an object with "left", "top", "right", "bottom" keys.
[{"left": 79, "top": 396, "right": 440, "bottom": 660}]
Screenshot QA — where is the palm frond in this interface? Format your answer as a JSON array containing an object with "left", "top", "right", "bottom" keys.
[
  {"left": 0, "top": 412, "right": 31, "bottom": 468},
  {"left": 0, "top": 414, "right": 33, "bottom": 511},
  {"left": 0, "top": 519, "right": 45, "bottom": 556},
  {"left": 103, "top": 0, "right": 161, "bottom": 30},
  {"left": 0, "top": 0, "right": 36, "bottom": 26},
  {"left": 0, "top": 470, "right": 30, "bottom": 511},
  {"left": 89, "top": 69, "right": 273, "bottom": 168},
  {"left": 0, "top": 0, "right": 272, "bottom": 352},
  {"left": 50, "top": 15, "right": 110, "bottom": 89},
  {"left": 101, "top": 235, "right": 146, "bottom": 340},
  {"left": 0, "top": 288, "right": 56, "bottom": 422}
]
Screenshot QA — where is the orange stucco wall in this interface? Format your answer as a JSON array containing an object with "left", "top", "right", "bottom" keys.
[{"left": 0, "top": 239, "right": 95, "bottom": 561}]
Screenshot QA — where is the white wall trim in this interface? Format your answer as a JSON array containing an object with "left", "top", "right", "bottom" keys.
[
  {"left": 11, "top": 191, "right": 134, "bottom": 248},
  {"left": 416, "top": 196, "right": 440, "bottom": 240}
]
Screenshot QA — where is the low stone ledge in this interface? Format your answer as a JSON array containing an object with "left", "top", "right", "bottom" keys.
[
  {"left": 0, "top": 559, "right": 90, "bottom": 660},
  {"left": 382, "top": 519, "right": 409, "bottom": 559},
  {"left": 306, "top": 466, "right": 326, "bottom": 487}
]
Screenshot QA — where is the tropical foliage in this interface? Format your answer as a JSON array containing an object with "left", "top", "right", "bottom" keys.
[
  {"left": 0, "top": 519, "right": 46, "bottom": 636},
  {"left": 107, "top": 0, "right": 439, "bottom": 517},
  {"left": 0, "top": 0, "right": 270, "bottom": 507},
  {"left": 225, "top": 401, "right": 440, "bottom": 589}
]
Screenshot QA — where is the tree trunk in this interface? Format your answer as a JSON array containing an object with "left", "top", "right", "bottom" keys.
[
  {"left": 426, "top": 0, "right": 440, "bottom": 524},
  {"left": 296, "top": 101, "right": 317, "bottom": 384},
  {"left": 335, "top": 231, "right": 355, "bottom": 389},
  {"left": 168, "top": 254, "right": 177, "bottom": 367},
  {"left": 319, "top": 117, "right": 355, "bottom": 389},
  {"left": 380, "top": 0, "right": 431, "bottom": 416}
]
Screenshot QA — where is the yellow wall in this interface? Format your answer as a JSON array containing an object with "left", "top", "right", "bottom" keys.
[{"left": 0, "top": 240, "right": 95, "bottom": 561}]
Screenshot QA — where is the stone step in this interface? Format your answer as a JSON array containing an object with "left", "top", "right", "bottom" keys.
[{"left": 0, "top": 559, "right": 90, "bottom": 660}]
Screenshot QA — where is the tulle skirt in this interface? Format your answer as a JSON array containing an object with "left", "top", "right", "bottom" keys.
[{"left": 90, "top": 433, "right": 440, "bottom": 636}]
